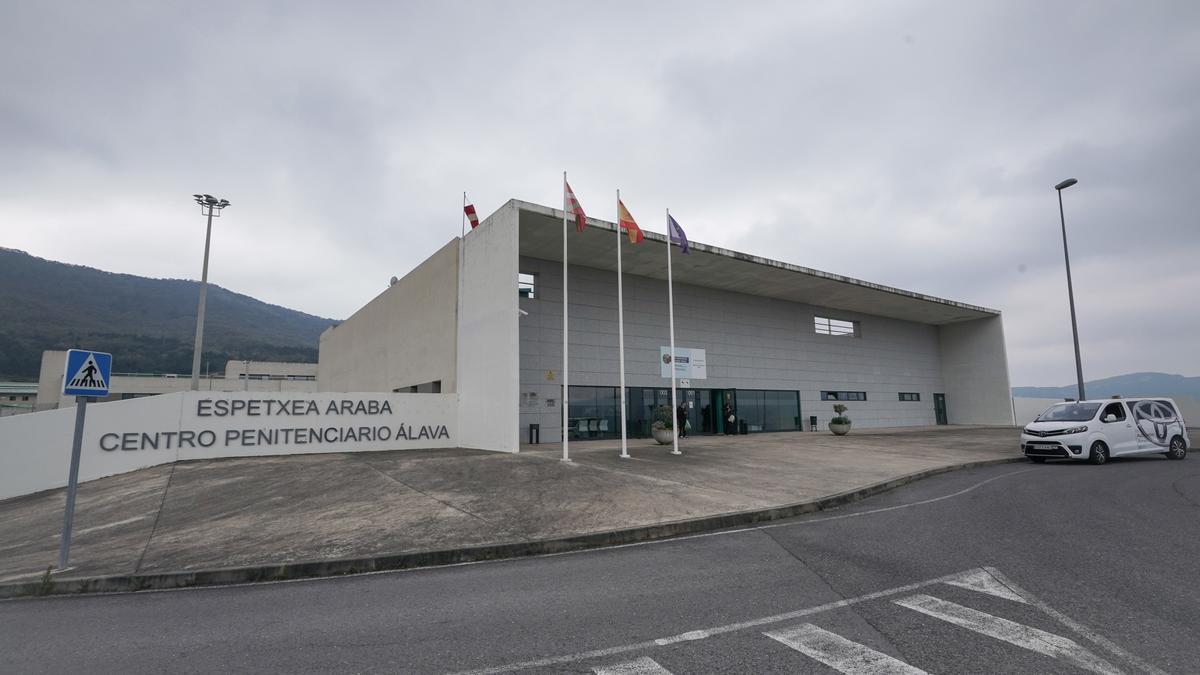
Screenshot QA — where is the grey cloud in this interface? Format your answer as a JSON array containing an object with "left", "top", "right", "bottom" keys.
[{"left": 1, "top": 0, "right": 1197, "bottom": 386}]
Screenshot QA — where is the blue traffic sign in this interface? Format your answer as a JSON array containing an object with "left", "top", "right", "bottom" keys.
[{"left": 62, "top": 349, "right": 112, "bottom": 397}]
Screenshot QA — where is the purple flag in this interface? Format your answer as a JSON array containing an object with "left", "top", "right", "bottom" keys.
[{"left": 668, "top": 214, "right": 690, "bottom": 254}]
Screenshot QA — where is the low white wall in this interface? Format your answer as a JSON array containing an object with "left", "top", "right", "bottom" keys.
[{"left": 0, "top": 391, "right": 458, "bottom": 500}]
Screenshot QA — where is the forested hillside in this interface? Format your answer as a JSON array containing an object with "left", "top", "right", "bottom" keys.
[{"left": 0, "top": 248, "right": 337, "bottom": 380}]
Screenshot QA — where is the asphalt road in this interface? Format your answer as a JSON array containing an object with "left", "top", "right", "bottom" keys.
[{"left": 3, "top": 455, "right": 1198, "bottom": 674}]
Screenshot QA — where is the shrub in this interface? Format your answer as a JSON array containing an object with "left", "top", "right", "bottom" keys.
[
  {"left": 652, "top": 404, "right": 674, "bottom": 430},
  {"left": 831, "top": 403, "right": 851, "bottom": 425}
]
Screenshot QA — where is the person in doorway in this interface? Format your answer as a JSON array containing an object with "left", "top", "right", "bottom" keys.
[
  {"left": 723, "top": 401, "right": 735, "bottom": 435},
  {"left": 676, "top": 403, "right": 688, "bottom": 438}
]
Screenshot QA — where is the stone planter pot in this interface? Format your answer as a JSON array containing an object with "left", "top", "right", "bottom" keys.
[
  {"left": 828, "top": 421, "right": 851, "bottom": 436},
  {"left": 651, "top": 427, "right": 674, "bottom": 445}
]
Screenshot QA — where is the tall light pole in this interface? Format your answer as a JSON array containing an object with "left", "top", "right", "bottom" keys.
[
  {"left": 1054, "top": 178, "right": 1085, "bottom": 401},
  {"left": 190, "top": 194, "right": 230, "bottom": 391}
]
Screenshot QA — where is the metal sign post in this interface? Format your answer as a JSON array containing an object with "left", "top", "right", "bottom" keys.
[
  {"left": 58, "top": 349, "right": 112, "bottom": 570},
  {"left": 59, "top": 397, "right": 89, "bottom": 569}
]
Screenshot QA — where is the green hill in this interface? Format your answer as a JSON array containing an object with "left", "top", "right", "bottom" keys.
[
  {"left": 1012, "top": 372, "right": 1200, "bottom": 400},
  {"left": 0, "top": 248, "right": 338, "bottom": 380}
]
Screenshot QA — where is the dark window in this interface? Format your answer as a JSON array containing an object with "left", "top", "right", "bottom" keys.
[
  {"left": 822, "top": 391, "right": 867, "bottom": 401},
  {"left": 1101, "top": 402, "right": 1125, "bottom": 422},
  {"left": 22, "top": 396, "right": 30, "bottom": 401},
  {"left": 740, "top": 389, "right": 800, "bottom": 432},
  {"left": 1036, "top": 402, "right": 1102, "bottom": 422},
  {"left": 899, "top": 392, "right": 921, "bottom": 402},
  {"left": 569, "top": 386, "right": 620, "bottom": 440}
]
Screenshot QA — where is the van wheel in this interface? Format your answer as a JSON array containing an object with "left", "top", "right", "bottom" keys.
[
  {"left": 1029, "top": 457, "right": 1046, "bottom": 464},
  {"left": 1167, "top": 436, "right": 1187, "bottom": 460},
  {"left": 1088, "top": 441, "right": 1109, "bottom": 465}
]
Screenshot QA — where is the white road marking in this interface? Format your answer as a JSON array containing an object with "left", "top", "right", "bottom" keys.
[
  {"left": 765, "top": 623, "right": 928, "bottom": 675},
  {"left": 651, "top": 568, "right": 974, "bottom": 647},
  {"left": 943, "top": 568, "right": 1027, "bottom": 604},
  {"left": 893, "top": 594, "right": 1123, "bottom": 675},
  {"left": 752, "top": 468, "right": 1037, "bottom": 533},
  {"left": 446, "top": 568, "right": 979, "bottom": 674},
  {"left": 981, "top": 567, "right": 1170, "bottom": 675},
  {"left": 592, "top": 655, "right": 674, "bottom": 674}
]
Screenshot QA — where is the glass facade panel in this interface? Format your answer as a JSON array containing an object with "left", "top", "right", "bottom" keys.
[
  {"left": 574, "top": 387, "right": 800, "bottom": 438},
  {"left": 724, "top": 389, "right": 800, "bottom": 432},
  {"left": 764, "top": 390, "right": 801, "bottom": 431},
  {"left": 737, "top": 390, "right": 767, "bottom": 432},
  {"left": 567, "top": 386, "right": 620, "bottom": 440}
]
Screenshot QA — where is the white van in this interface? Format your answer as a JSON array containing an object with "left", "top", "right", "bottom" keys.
[{"left": 1021, "top": 398, "right": 1190, "bottom": 464}]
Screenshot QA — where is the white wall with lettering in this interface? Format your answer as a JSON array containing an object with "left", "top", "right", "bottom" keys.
[{"left": 0, "top": 391, "right": 457, "bottom": 500}]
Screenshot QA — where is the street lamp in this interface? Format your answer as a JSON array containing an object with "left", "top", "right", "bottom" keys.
[
  {"left": 1054, "top": 178, "right": 1085, "bottom": 401},
  {"left": 190, "top": 194, "right": 231, "bottom": 391}
]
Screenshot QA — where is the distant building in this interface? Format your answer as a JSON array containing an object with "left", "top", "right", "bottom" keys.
[
  {"left": 0, "top": 382, "right": 37, "bottom": 417},
  {"left": 36, "top": 351, "right": 317, "bottom": 409}
]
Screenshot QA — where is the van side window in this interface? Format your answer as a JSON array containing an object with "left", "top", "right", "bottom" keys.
[
  {"left": 1102, "top": 402, "right": 1125, "bottom": 422},
  {"left": 1157, "top": 400, "right": 1178, "bottom": 416}
]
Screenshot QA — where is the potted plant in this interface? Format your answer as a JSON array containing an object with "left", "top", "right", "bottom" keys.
[
  {"left": 829, "top": 403, "right": 851, "bottom": 435},
  {"left": 651, "top": 404, "right": 675, "bottom": 445}
]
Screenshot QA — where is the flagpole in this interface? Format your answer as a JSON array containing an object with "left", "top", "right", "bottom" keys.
[
  {"left": 616, "top": 189, "right": 630, "bottom": 459},
  {"left": 667, "top": 208, "right": 681, "bottom": 455},
  {"left": 561, "top": 173, "right": 571, "bottom": 463},
  {"left": 455, "top": 193, "right": 465, "bottom": 453}
]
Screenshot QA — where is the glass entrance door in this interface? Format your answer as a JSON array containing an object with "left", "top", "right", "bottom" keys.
[{"left": 934, "top": 393, "right": 948, "bottom": 425}]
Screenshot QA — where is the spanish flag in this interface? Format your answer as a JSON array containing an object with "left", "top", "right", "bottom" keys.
[{"left": 617, "top": 200, "right": 644, "bottom": 244}]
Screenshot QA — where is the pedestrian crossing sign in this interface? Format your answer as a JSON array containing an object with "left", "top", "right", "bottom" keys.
[{"left": 62, "top": 349, "right": 113, "bottom": 397}]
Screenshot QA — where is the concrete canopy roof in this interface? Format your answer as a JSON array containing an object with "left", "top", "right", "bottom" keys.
[{"left": 511, "top": 200, "right": 998, "bottom": 326}]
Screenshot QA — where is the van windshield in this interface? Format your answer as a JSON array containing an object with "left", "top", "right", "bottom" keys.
[{"left": 1036, "top": 402, "right": 1101, "bottom": 422}]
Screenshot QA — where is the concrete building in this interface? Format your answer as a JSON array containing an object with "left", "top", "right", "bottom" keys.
[
  {"left": 319, "top": 199, "right": 1014, "bottom": 450},
  {"left": 36, "top": 352, "right": 317, "bottom": 410},
  {"left": 0, "top": 382, "right": 37, "bottom": 417}
]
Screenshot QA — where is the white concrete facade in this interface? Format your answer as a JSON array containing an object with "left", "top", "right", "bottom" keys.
[
  {"left": 457, "top": 202, "right": 520, "bottom": 452},
  {"left": 318, "top": 239, "right": 460, "bottom": 394},
  {"left": 938, "top": 315, "right": 1015, "bottom": 425},
  {"left": 518, "top": 255, "right": 961, "bottom": 436},
  {"left": 316, "top": 198, "right": 1014, "bottom": 450}
]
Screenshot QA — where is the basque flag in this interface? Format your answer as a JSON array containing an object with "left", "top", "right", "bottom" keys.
[{"left": 668, "top": 214, "right": 690, "bottom": 254}]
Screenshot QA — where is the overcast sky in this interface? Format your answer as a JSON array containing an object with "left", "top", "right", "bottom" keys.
[{"left": 2, "top": 1, "right": 1197, "bottom": 386}]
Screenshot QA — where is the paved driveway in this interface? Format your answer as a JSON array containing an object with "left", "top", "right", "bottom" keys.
[{"left": 0, "top": 426, "right": 1019, "bottom": 584}]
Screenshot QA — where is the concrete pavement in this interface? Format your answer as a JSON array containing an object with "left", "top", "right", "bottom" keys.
[
  {"left": 0, "top": 426, "right": 1024, "bottom": 593},
  {"left": 4, "top": 460, "right": 1197, "bottom": 673}
]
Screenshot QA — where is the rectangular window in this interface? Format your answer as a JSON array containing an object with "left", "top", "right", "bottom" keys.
[
  {"left": 899, "top": 392, "right": 921, "bottom": 402},
  {"left": 518, "top": 272, "right": 536, "bottom": 299},
  {"left": 814, "top": 316, "right": 858, "bottom": 337},
  {"left": 822, "top": 391, "right": 867, "bottom": 401}
]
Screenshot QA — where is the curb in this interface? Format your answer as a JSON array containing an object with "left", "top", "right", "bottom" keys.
[{"left": 0, "top": 456, "right": 1025, "bottom": 599}]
